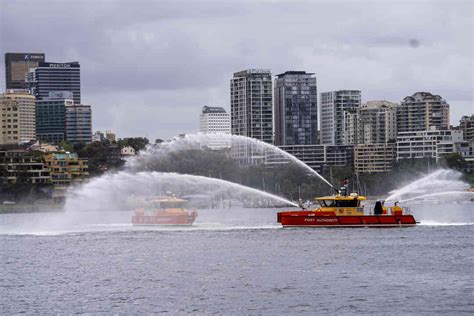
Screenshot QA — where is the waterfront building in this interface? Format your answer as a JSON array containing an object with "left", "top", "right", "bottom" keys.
[
  {"left": 397, "top": 92, "right": 450, "bottom": 132},
  {"left": 344, "top": 101, "right": 398, "bottom": 145},
  {"left": 230, "top": 69, "right": 273, "bottom": 143},
  {"left": 0, "top": 150, "right": 51, "bottom": 184},
  {"left": 320, "top": 90, "right": 361, "bottom": 145},
  {"left": 65, "top": 104, "right": 92, "bottom": 144},
  {"left": 26, "top": 61, "right": 81, "bottom": 104},
  {"left": 4, "top": 53, "right": 45, "bottom": 89},
  {"left": 274, "top": 71, "right": 318, "bottom": 146},
  {"left": 0, "top": 90, "right": 36, "bottom": 144},
  {"left": 43, "top": 152, "right": 88, "bottom": 185},
  {"left": 121, "top": 146, "right": 136, "bottom": 156},
  {"left": 199, "top": 106, "right": 231, "bottom": 149},
  {"left": 354, "top": 143, "right": 397, "bottom": 174},
  {"left": 275, "top": 144, "right": 354, "bottom": 172},
  {"left": 396, "top": 128, "right": 465, "bottom": 161}
]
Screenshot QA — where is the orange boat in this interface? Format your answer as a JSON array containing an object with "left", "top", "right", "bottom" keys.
[
  {"left": 132, "top": 197, "right": 198, "bottom": 226},
  {"left": 278, "top": 192, "right": 417, "bottom": 228}
]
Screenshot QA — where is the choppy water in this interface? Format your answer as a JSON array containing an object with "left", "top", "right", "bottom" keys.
[{"left": 1, "top": 204, "right": 473, "bottom": 314}]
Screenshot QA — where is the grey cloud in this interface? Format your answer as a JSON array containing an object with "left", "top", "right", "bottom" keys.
[{"left": 1, "top": 0, "right": 472, "bottom": 139}]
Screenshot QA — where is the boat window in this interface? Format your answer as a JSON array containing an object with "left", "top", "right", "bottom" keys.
[
  {"left": 318, "top": 200, "right": 336, "bottom": 207},
  {"left": 334, "top": 199, "right": 359, "bottom": 207},
  {"left": 160, "top": 201, "right": 185, "bottom": 208}
]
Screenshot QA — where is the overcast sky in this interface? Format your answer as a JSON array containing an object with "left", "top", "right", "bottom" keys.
[{"left": 1, "top": 0, "right": 473, "bottom": 140}]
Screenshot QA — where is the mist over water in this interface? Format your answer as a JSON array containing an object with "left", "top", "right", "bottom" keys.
[
  {"left": 385, "top": 169, "right": 471, "bottom": 202},
  {"left": 65, "top": 171, "right": 298, "bottom": 213}
]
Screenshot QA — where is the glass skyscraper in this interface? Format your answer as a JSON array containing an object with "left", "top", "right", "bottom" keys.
[{"left": 274, "top": 71, "right": 318, "bottom": 146}]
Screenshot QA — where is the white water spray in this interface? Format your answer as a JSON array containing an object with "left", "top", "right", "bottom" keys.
[
  {"left": 386, "top": 169, "right": 470, "bottom": 202},
  {"left": 126, "top": 133, "right": 336, "bottom": 191},
  {"left": 65, "top": 171, "right": 299, "bottom": 212}
]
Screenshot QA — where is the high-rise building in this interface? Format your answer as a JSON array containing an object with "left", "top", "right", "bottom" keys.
[
  {"left": 4, "top": 53, "right": 45, "bottom": 89},
  {"left": 36, "top": 95, "right": 71, "bottom": 144},
  {"left": 397, "top": 92, "right": 450, "bottom": 132},
  {"left": 458, "top": 115, "right": 474, "bottom": 141},
  {"left": 27, "top": 62, "right": 81, "bottom": 104},
  {"left": 199, "top": 106, "right": 231, "bottom": 150},
  {"left": 274, "top": 71, "right": 318, "bottom": 146},
  {"left": 230, "top": 69, "right": 273, "bottom": 143},
  {"left": 0, "top": 90, "right": 36, "bottom": 144},
  {"left": 320, "top": 90, "right": 361, "bottom": 145},
  {"left": 65, "top": 104, "right": 92, "bottom": 144},
  {"left": 345, "top": 101, "right": 398, "bottom": 145},
  {"left": 36, "top": 91, "right": 92, "bottom": 144},
  {"left": 105, "top": 130, "right": 116, "bottom": 142}
]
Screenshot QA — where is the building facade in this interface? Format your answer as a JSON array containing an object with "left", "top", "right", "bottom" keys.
[
  {"left": 345, "top": 100, "right": 398, "bottom": 145},
  {"left": 0, "top": 90, "right": 36, "bottom": 144},
  {"left": 320, "top": 90, "right": 361, "bottom": 145},
  {"left": 354, "top": 143, "right": 397, "bottom": 173},
  {"left": 277, "top": 144, "right": 353, "bottom": 172},
  {"left": 4, "top": 53, "right": 45, "bottom": 89},
  {"left": 65, "top": 104, "right": 92, "bottom": 144},
  {"left": 397, "top": 128, "right": 464, "bottom": 161},
  {"left": 0, "top": 150, "right": 51, "bottom": 184},
  {"left": 458, "top": 115, "right": 474, "bottom": 141},
  {"left": 27, "top": 61, "right": 81, "bottom": 104},
  {"left": 43, "top": 152, "right": 88, "bottom": 185},
  {"left": 398, "top": 92, "right": 450, "bottom": 133},
  {"left": 199, "top": 106, "right": 231, "bottom": 150},
  {"left": 36, "top": 96, "right": 70, "bottom": 144},
  {"left": 230, "top": 69, "right": 273, "bottom": 143},
  {"left": 274, "top": 71, "right": 318, "bottom": 146}
]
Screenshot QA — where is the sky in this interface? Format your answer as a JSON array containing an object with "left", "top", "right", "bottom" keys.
[{"left": 1, "top": 0, "right": 473, "bottom": 141}]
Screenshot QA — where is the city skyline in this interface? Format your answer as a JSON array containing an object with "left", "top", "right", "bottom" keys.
[{"left": 1, "top": 0, "right": 472, "bottom": 140}]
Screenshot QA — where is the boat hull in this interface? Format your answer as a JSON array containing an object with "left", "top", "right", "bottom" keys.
[{"left": 277, "top": 212, "right": 417, "bottom": 228}]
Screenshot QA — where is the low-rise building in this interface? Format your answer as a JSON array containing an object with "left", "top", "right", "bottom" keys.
[
  {"left": 43, "top": 152, "right": 88, "bottom": 185},
  {"left": 397, "top": 128, "right": 464, "bottom": 161},
  {"left": 0, "top": 150, "right": 51, "bottom": 184},
  {"left": 276, "top": 144, "right": 354, "bottom": 172},
  {"left": 354, "top": 143, "right": 396, "bottom": 173},
  {"left": 121, "top": 146, "right": 136, "bottom": 156}
]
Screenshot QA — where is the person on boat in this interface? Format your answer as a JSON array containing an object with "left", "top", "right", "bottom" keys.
[{"left": 374, "top": 201, "right": 383, "bottom": 215}]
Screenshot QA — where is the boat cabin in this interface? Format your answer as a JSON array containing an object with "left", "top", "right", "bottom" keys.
[{"left": 314, "top": 193, "right": 366, "bottom": 216}]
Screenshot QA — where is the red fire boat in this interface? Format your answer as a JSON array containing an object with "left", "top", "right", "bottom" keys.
[
  {"left": 132, "top": 197, "right": 198, "bottom": 226},
  {"left": 278, "top": 193, "right": 417, "bottom": 228}
]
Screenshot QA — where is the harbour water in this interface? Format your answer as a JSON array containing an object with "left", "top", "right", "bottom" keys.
[{"left": 1, "top": 204, "right": 472, "bottom": 314}]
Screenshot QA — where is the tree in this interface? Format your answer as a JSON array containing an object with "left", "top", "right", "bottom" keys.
[{"left": 441, "top": 153, "right": 467, "bottom": 171}]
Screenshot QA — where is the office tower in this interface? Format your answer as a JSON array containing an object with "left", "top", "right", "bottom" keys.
[
  {"left": 199, "top": 106, "right": 231, "bottom": 149},
  {"left": 0, "top": 90, "right": 36, "bottom": 144},
  {"left": 398, "top": 92, "right": 450, "bottom": 132},
  {"left": 320, "top": 90, "right": 361, "bottom": 145},
  {"left": 36, "top": 93, "right": 71, "bottom": 144},
  {"left": 65, "top": 104, "right": 92, "bottom": 144},
  {"left": 27, "top": 61, "right": 81, "bottom": 104},
  {"left": 200, "top": 106, "right": 231, "bottom": 134},
  {"left": 230, "top": 69, "right": 273, "bottom": 144},
  {"left": 4, "top": 53, "right": 45, "bottom": 89},
  {"left": 345, "top": 101, "right": 398, "bottom": 145},
  {"left": 274, "top": 71, "right": 318, "bottom": 146}
]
